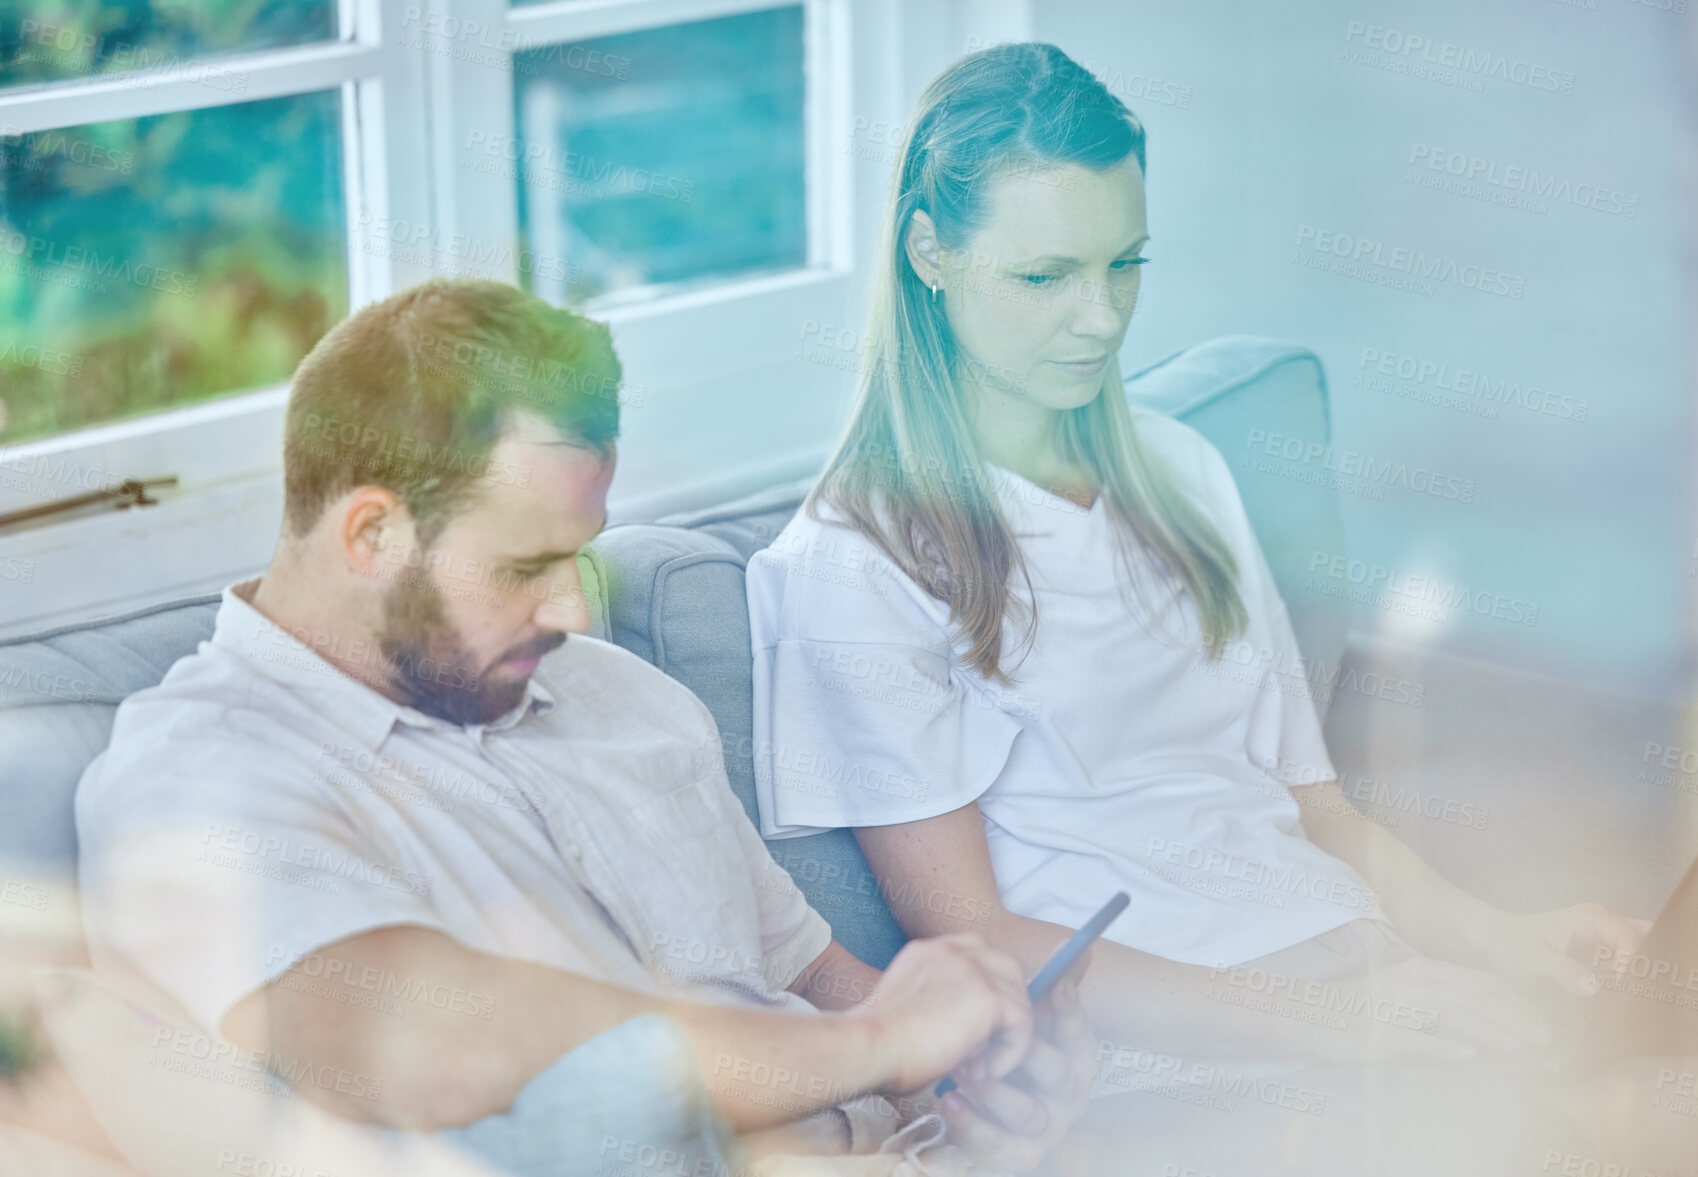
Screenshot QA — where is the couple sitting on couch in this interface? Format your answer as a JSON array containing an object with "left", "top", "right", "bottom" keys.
[{"left": 76, "top": 41, "right": 1660, "bottom": 1177}]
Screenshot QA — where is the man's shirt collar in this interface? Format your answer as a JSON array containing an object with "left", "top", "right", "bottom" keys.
[{"left": 214, "top": 579, "right": 554, "bottom": 750}]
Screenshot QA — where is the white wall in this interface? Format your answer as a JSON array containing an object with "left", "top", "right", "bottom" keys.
[{"left": 1030, "top": 0, "right": 1694, "bottom": 697}]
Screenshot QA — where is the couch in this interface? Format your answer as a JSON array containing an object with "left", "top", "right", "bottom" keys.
[
  {"left": 0, "top": 335, "right": 1347, "bottom": 1172},
  {"left": 0, "top": 334, "right": 1344, "bottom": 965}
]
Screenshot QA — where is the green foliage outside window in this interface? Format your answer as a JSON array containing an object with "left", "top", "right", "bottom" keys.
[{"left": 0, "top": 3, "right": 345, "bottom": 445}]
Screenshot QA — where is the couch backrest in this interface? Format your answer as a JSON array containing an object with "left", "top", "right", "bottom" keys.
[{"left": 0, "top": 334, "right": 1343, "bottom": 970}]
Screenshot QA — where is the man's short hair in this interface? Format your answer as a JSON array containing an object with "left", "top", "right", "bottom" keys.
[{"left": 283, "top": 278, "right": 621, "bottom": 543}]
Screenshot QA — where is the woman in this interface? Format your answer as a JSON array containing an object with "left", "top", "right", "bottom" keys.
[{"left": 745, "top": 40, "right": 1652, "bottom": 1134}]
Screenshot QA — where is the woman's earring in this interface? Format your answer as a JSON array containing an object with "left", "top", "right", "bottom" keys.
[{"left": 930, "top": 282, "right": 939, "bottom": 303}]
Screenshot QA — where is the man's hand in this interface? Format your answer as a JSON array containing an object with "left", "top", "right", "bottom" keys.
[
  {"left": 938, "top": 974, "right": 1097, "bottom": 1173},
  {"left": 1460, "top": 903, "right": 1652, "bottom": 997},
  {"left": 857, "top": 934, "right": 1034, "bottom": 1097}
]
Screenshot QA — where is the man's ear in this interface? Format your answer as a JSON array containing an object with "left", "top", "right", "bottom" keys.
[
  {"left": 903, "top": 208, "right": 944, "bottom": 291},
  {"left": 338, "top": 487, "right": 409, "bottom": 579}
]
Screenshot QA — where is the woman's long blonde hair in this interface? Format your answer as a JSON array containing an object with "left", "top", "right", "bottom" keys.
[{"left": 808, "top": 42, "right": 1246, "bottom": 681}]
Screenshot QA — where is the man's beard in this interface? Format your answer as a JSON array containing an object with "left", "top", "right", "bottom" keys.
[{"left": 376, "top": 572, "right": 562, "bottom": 725}]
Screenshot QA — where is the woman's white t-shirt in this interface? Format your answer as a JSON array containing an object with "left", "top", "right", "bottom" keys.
[{"left": 745, "top": 407, "right": 1382, "bottom": 967}]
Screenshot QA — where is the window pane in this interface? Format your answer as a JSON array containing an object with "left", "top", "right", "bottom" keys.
[
  {"left": 510, "top": 6, "right": 805, "bottom": 305},
  {"left": 0, "top": 91, "right": 347, "bottom": 444},
  {"left": 0, "top": 1, "right": 337, "bottom": 88}
]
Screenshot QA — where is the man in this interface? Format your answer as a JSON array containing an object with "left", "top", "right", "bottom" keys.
[{"left": 74, "top": 279, "right": 1094, "bottom": 1170}]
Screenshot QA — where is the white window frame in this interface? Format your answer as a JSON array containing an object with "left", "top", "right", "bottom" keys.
[{"left": 0, "top": 0, "right": 1029, "bottom": 639}]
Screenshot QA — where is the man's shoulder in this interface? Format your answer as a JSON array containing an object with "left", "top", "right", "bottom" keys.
[
  {"left": 538, "top": 630, "right": 665, "bottom": 685},
  {"left": 531, "top": 636, "right": 728, "bottom": 786},
  {"left": 78, "top": 651, "right": 342, "bottom": 822},
  {"left": 535, "top": 635, "right": 718, "bottom": 732},
  {"left": 98, "top": 648, "right": 247, "bottom": 762},
  {"left": 100, "top": 640, "right": 335, "bottom": 749}
]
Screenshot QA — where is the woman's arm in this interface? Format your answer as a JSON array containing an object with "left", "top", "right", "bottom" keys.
[
  {"left": 1293, "top": 778, "right": 1497, "bottom": 960},
  {"left": 851, "top": 802, "right": 1583, "bottom": 1063},
  {"left": 852, "top": 803, "right": 1417, "bottom": 1062},
  {"left": 787, "top": 939, "right": 883, "bottom": 1010},
  {"left": 1294, "top": 777, "right": 1649, "bottom": 995}
]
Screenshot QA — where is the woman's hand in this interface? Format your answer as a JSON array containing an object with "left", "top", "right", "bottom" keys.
[
  {"left": 938, "top": 974, "right": 1098, "bottom": 1174},
  {"left": 1458, "top": 902, "right": 1652, "bottom": 997}
]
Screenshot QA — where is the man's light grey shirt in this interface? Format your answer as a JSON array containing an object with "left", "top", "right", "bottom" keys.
[{"left": 75, "top": 580, "right": 832, "bottom": 1033}]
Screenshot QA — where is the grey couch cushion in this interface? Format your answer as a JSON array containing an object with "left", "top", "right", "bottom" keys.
[
  {"left": 597, "top": 485, "right": 910, "bottom": 963},
  {"left": 0, "top": 596, "right": 221, "bottom": 870}
]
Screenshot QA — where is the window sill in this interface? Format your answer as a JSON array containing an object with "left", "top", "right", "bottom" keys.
[{"left": 0, "top": 472, "right": 280, "bottom": 642}]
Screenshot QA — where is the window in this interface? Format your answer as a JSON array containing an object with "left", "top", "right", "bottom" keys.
[
  {"left": 0, "top": 2, "right": 338, "bottom": 87},
  {"left": 0, "top": 93, "right": 348, "bottom": 443},
  {"left": 512, "top": 6, "right": 806, "bottom": 305},
  {"left": 0, "top": 0, "right": 924, "bottom": 637}
]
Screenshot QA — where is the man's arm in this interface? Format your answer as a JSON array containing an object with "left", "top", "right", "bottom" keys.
[{"left": 222, "top": 923, "right": 1032, "bottom": 1135}]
